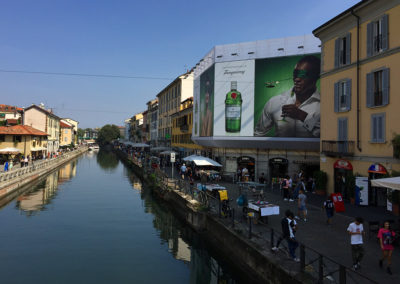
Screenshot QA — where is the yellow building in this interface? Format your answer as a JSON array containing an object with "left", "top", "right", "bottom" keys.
[
  {"left": 157, "top": 70, "right": 193, "bottom": 148},
  {"left": 0, "top": 125, "right": 48, "bottom": 159},
  {"left": 313, "top": 0, "right": 400, "bottom": 207},
  {"left": 60, "top": 120, "right": 74, "bottom": 147},
  {"left": 171, "top": 97, "right": 204, "bottom": 157}
]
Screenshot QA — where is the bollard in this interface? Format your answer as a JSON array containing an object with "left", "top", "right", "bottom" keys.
[
  {"left": 248, "top": 216, "right": 252, "bottom": 239},
  {"left": 300, "top": 244, "right": 305, "bottom": 272},
  {"left": 231, "top": 208, "right": 235, "bottom": 228},
  {"left": 339, "top": 265, "right": 346, "bottom": 284},
  {"left": 270, "top": 229, "right": 274, "bottom": 249},
  {"left": 318, "top": 254, "right": 323, "bottom": 283}
]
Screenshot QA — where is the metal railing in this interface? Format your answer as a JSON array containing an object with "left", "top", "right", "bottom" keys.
[{"left": 321, "top": 140, "right": 355, "bottom": 157}]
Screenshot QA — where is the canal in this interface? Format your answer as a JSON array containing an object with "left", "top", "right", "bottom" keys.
[{"left": 0, "top": 150, "right": 243, "bottom": 284}]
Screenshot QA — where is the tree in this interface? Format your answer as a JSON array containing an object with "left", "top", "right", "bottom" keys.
[
  {"left": 97, "top": 124, "right": 120, "bottom": 146},
  {"left": 77, "top": 128, "right": 85, "bottom": 139}
]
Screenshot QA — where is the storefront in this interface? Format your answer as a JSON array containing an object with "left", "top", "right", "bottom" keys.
[
  {"left": 237, "top": 156, "right": 255, "bottom": 181},
  {"left": 269, "top": 157, "right": 288, "bottom": 185},
  {"left": 368, "top": 163, "right": 388, "bottom": 207},
  {"left": 334, "top": 160, "right": 353, "bottom": 199}
]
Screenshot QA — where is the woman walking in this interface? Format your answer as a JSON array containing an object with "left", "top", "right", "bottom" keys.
[{"left": 377, "top": 220, "right": 396, "bottom": 274}]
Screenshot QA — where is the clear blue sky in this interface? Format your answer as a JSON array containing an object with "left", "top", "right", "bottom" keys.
[{"left": 0, "top": 0, "right": 359, "bottom": 128}]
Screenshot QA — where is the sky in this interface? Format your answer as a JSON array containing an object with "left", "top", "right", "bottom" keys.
[{"left": 0, "top": 0, "right": 360, "bottom": 129}]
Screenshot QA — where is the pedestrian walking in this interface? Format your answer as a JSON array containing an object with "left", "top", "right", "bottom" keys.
[
  {"left": 24, "top": 156, "right": 29, "bottom": 167},
  {"left": 347, "top": 217, "right": 365, "bottom": 270},
  {"left": 286, "top": 211, "right": 299, "bottom": 262},
  {"left": 296, "top": 189, "right": 307, "bottom": 221},
  {"left": 378, "top": 220, "right": 396, "bottom": 274},
  {"left": 271, "top": 209, "right": 292, "bottom": 252},
  {"left": 180, "top": 163, "right": 187, "bottom": 180},
  {"left": 3, "top": 160, "right": 9, "bottom": 172},
  {"left": 282, "top": 177, "right": 290, "bottom": 201},
  {"left": 323, "top": 197, "right": 335, "bottom": 225}
]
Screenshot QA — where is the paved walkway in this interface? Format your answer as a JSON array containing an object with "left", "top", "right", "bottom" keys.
[{"left": 161, "top": 165, "right": 399, "bottom": 283}]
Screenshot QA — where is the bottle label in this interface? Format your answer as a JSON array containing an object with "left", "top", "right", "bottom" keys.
[{"left": 226, "top": 106, "right": 241, "bottom": 118}]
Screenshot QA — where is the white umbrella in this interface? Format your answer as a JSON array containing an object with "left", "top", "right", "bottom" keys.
[
  {"left": 0, "top": 147, "right": 21, "bottom": 154},
  {"left": 183, "top": 155, "right": 222, "bottom": 167},
  {"left": 371, "top": 177, "right": 400, "bottom": 191},
  {"left": 132, "top": 143, "right": 150, "bottom": 148},
  {"left": 160, "top": 150, "right": 178, "bottom": 155}
]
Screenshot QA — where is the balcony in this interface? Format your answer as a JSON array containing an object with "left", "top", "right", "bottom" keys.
[
  {"left": 321, "top": 140, "right": 355, "bottom": 157},
  {"left": 180, "top": 124, "right": 189, "bottom": 132}
]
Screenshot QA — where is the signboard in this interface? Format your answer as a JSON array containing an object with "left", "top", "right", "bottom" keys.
[
  {"left": 356, "top": 177, "right": 369, "bottom": 206},
  {"left": 170, "top": 153, "right": 175, "bottom": 163},
  {"left": 195, "top": 53, "right": 321, "bottom": 138}
]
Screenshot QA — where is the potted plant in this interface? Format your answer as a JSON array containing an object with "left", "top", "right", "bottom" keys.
[
  {"left": 313, "top": 170, "right": 328, "bottom": 195},
  {"left": 345, "top": 173, "right": 356, "bottom": 204},
  {"left": 391, "top": 134, "right": 400, "bottom": 159}
]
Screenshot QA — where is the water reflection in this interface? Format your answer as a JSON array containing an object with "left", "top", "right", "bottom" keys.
[
  {"left": 133, "top": 173, "right": 239, "bottom": 283},
  {"left": 15, "top": 160, "right": 78, "bottom": 216},
  {"left": 96, "top": 150, "right": 119, "bottom": 171}
]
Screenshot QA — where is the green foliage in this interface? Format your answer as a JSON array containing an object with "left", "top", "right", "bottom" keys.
[
  {"left": 345, "top": 172, "right": 356, "bottom": 198},
  {"left": 77, "top": 128, "right": 85, "bottom": 139},
  {"left": 97, "top": 124, "right": 120, "bottom": 146},
  {"left": 0, "top": 120, "right": 6, "bottom": 126},
  {"left": 313, "top": 170, "right": 328, "bottom": 191},
  {"left": 392, "top": 134, "right": 400, "bottom": 158}
]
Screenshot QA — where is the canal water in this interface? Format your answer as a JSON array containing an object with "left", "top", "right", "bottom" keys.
[{"left": 0, "top": 151, "right": 243, "bottom": 284}]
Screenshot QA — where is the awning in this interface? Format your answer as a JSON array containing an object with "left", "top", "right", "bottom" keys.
[
  {"left": 151, "top": 147, "right": 171, "bottom": 152},
  {"left": 160, "top": 150, "right": 178, "bottom": 155},
  {"left": 368, "top": 163, "right": 387, "bottom": 174},
  {"left": 0, "top": 147, "right": 21, "bottom": 154},
  {"left": 183, "top": 155, "right": 222, "bottom": 167},
  {"left": 131, "top": 143, "right": 150, "bottom": 148},
  {"left": 371, "top": 177, "right": 400, "bottom": 191},
  {"left": 31, "top": 147, "right": 47, "bottom": 151}
]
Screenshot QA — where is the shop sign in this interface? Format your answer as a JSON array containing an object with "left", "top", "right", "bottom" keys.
[
  {"left": 270, "top": 157, "right": 288, "bottom": 164},
  {"left": 334, "top": 159, "right": 353, "bottom": 170},
  {"left": 368, "top": 163, "right": 387, "bottom": 174},
  {"left": 237, "top": 156, "right": 254, "bottom": 163}
]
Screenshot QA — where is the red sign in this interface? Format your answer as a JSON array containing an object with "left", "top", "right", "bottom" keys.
[{"left": 334, "top": 160, "right": 353, "bottom": 170}]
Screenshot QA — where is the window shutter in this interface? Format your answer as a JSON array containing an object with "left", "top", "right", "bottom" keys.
[
  {"left": 381, "top": 14, "right": 389, "bottom": 51},
  {"left": 367, "top": 22, "right": 373, "bottom": 57},
  {"left": 371, "top": 115, "right": 377, "bottom": 142},
  {"left": 382, "top": 68, "right": 389, "bottom": 105},
  {"left": 346, "top": 33, "right": 351, "bottom": 64},
  {"left": 334, "top": 82, "right": 339, "bottom": 112},
  {"left": 334, "top": 38, "right": 340, "bottom": 68},
  {"left": 378, "top": 115, "right": 383, "bottom": 141},
  {"left": 366, "top": 72, "right": 374, "bottom": 107},
  {"left": 346, "top": 79, "right": 352, "bottom": 111}
]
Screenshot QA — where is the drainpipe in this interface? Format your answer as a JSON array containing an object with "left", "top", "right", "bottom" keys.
[{"left": 351, "top": 10, "right": 362, "bottom": 152}]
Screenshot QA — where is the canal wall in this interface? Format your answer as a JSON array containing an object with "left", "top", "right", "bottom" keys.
[
  {"left": 0, "top": 147, "right": 88, "bottom": 201},
  {"left": 115, "top": 150, "right": 306, "bottom": 284}
]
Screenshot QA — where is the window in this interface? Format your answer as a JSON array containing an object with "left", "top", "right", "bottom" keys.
[
  {"left": 367, "top": 68, "right": 389, "bottom": 107},
  {"left": 334, "top": 79, "right": 351, "bottom": 112},
  {"left": 334, "top": 33, "right": 351, "bottom": 67},
  {"left": 13, "top": 135, "right": 22, "bottom": 142},
  {"left": 0, "top": 135, "right": 5, "bottom": 142},
  {"left": 371, "top": 113, "right": 385, "bottom": 143},
  {"left": 367, "top": 14, "right": 388, "bottom": 56},
  {"left": 65, "top": 137, "right": 68, "bottom": 142},
  {"left": 65, "top": 130, "right": 68, "bottom": 134}
]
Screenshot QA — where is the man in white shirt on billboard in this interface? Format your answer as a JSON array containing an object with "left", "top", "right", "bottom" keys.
[{"left": 254, "top": 55, "right": 320, "bottom": 138}]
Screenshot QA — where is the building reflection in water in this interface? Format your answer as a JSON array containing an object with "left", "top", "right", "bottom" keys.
[
  {"left": 15, "top": 161, "right": 77, "bottom": 216},
  {"left": 142, "top": 183, "right": 237, "bottom": 284}
]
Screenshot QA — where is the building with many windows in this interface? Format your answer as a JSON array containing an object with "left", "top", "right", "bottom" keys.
[
  {"left": 157, "top": 70, "right": 193, "bottom": 148},
  {"left": 172, "top": 97, "right": 204, "bottom": 157},
  {"left": 313, "top": 0, "right": 400, "bottom": 206},
  {"left": 23, "top": 104, "right": 60, "bottom": 154},
  {"left": 60, "top": 120, "right": 74, "bottom": 147},
  {"left": 0, "top": 105, "right": 23, "bottom": 126},
  {"left": 146, "top": 99, "right": 158, "bottom": 147}
]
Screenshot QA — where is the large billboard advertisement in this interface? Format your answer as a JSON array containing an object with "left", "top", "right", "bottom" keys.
[{"left": 195, "top": 53, "right": 320, "bottom": 139}]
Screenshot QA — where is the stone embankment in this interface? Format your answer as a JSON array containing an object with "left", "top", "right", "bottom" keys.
[
  {"left": 115, "top": 149, "right": 305, "bottom": 284},
  {"left": 0, "top": 147, "right": 88, "bottom": 201}
]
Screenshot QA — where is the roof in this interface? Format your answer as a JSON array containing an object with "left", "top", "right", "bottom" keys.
[
  {"left": 313, "top": 0, "right": 371, "bottom": 35},
  {"left": 0, "top": 104, "right": 23, "bottom": 112},
  {"left": 60, "top": 121, "right": 73, "bottom": 128},
  {"left": 24, "top": 104, "right": 61, "bottom": 120},
  {"left": 156, "top": 70, "right": 193, "bottom": 98},
  {"left": 0, "top": 125, "right": 48, "bottom": 136}
]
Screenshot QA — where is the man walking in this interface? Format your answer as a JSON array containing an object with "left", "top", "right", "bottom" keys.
[
  {"left": 296, "top": 189, "right": 307, "bottom": 221},
  {"left": 347, "top": 217, "right": 365, "bottom": 270}
]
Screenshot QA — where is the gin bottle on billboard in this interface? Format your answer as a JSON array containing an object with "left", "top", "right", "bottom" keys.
[{"left": 225, "top": 81, "right": 242, "bottom": 133}]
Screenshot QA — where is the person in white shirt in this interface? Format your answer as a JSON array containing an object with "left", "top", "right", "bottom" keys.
[
  {"left": 347, "top": 217, "right": 365, "bottom": 270},
  {"left": 254, "top": 55, "right": 320, "bottom": 138}
]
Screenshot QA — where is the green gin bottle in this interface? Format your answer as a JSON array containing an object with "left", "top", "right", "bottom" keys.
[{"left": 225, "top": 81, "right": 242, "bottom": 133}]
